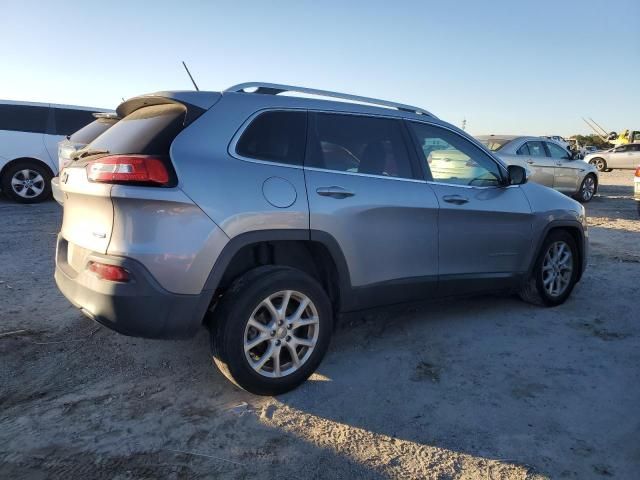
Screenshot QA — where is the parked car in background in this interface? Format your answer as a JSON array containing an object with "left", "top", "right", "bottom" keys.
[
  {"left": 55, "top": 83, "right": 589, "bottom": 395},
  {"left": 634, "top": 166, "right": 640, "bottom": 200},
  {"left": 545, "top": 135, "right": 571, "bottom": 150},
  {"left": 583, "top": 145, "right": 598, "bottom": 154},
  {"left": 476, "top": 135, "right": 599, "bottom": 202},
  {"left": 0, "top": 100, "right": 103, "bottom": 203},
  {"left": 583, "top": 144, "right": 640, "bottom": 172},
  {"left": 52, "top": 112, "right": 119, "bottom": 204}
]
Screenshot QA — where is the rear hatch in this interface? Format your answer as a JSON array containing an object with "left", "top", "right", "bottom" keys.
[{"left": 59, "top": 94, "right": 216, "bottom": 255}]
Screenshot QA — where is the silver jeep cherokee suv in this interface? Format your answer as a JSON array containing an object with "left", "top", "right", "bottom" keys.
[{"left": 55, "top": 82, "right": 588, "bottom": 395}]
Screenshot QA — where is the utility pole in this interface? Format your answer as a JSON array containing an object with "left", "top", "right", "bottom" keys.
[{"left": 461, "top": 118, "right": 467, "bottom": 131}]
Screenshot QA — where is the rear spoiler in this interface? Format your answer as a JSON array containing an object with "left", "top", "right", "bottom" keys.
[{"left": 117, "top": 91, "right": 221, "bottom": 126}]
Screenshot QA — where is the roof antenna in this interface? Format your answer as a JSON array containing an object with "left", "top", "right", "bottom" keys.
[{"left": 182, "top": 61, "right": 200, "bottom": 91}]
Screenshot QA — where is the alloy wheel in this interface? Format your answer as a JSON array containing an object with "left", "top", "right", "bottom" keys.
[
  {"left": 244, "top": 290, "right": 319, "bottom": 378},
  {"left": 11, "top": 169, "right": 45, "bottom": 199},
  {"left": 581, "top": 176, "right": 596, "bottom": 201},
  {"left": 542, "top": 241, "right": 573, "bottom": 298}
]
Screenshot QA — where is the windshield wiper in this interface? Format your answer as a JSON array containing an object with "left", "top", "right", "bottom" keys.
[{"left": 72, "top": 149, "right": 110, "bottom": 160}]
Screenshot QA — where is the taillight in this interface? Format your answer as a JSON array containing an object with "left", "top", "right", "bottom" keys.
[
  {"left": 86, "top": 155, "right": 170, "bottom": 185},
  {"left": 88, "top": 261, "right": 130, "bottom": 282},
  {"left": 635, "top": 166, "right": 640, "bottom": 177}
]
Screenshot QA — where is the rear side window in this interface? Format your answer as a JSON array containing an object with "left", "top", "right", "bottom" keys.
[
  {"left": 53, "top": 108, "right": 97, "bottom": 136},
  {"left": 307, "top": 113, "right": 416, "bottom": 179},
  {"left": 69, "top": 118, "right": 119, "bottom": 144},
  {"left": 236, "top": 111, "right": 306, "bottom": 165},
  {"left": 0, "top": 104, "right": 48, "bottom": 134},
  {"left": 88, "top": 104, "right": 186, "bottom": 155},
  {"left": 516, "top": 143, "right": 530, "bottom": 155}
]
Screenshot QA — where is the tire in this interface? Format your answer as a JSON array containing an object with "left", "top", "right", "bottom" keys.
[
  {"left": 589, "top": 158, "right": 607, "bottom": 172},
  {"left": 210, "top": 266, "right": 333, "bottom": 395},
  {"left": 519, "top": 230, "right": 579, "bottom": 307},
  {"left": 604, "top": 168, "right": 613, "bottom": 172},
  {"left": 1, "top": 160, "right": 52, "bottom": 203},
  {"left": 574, "top": 174, "right": 597, "bottom": 203}
]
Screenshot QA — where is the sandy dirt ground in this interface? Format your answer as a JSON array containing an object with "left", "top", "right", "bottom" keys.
[{"left": 1, "top": 170, "right": 639, "bottom": 479}]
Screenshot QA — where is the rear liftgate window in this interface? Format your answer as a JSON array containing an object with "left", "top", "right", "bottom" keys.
[{"left": 88, "top": 104, "right": 187, "bottom": 155}]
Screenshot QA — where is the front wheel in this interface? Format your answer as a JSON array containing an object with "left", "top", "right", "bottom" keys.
[
  {"left": 519, "top": 230, "right": 579, "bottom": 307},
  {"left": 210, "top": 266, "right": 333, "bottom": 395},
  {"left": 574, "top": 174, "right": 597, "bottom": 203}
]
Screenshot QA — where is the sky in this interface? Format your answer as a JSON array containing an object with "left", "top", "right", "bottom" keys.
[{"left": 1, "top": 0, "right": 638, "bottom": 136}]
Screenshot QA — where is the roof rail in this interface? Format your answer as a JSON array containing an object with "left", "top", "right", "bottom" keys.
[{"left": 225, "top": 82, "right": 435, "bottom": 117}]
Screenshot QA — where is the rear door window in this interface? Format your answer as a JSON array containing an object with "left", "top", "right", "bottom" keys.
[
  {"left": 88, "top": 104, "right": 186, "bottom": 155},
  {"left": 69, "top": 118, "right": 119, "bottom": 144},
  {"left": 53, "top": 108, "right": 97, "bottom": 136},
  {"left": 525, "top": 141, "right": 547, "bottom": 157},
  {"left": 0, "top": 104, "right": 49, "bottom": 134},
  {"left": 236, "top": 111, "right": 307, "bottom": 166},
  {"left": 306, "top": 112, "right": 417, "bottom": 179}
]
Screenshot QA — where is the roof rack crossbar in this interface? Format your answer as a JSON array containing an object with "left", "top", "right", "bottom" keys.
[{"left": 224, "top": 82, "right": 435, "bottom": 117}]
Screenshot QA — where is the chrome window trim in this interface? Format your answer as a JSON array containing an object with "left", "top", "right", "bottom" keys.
[
  {"left": 425, "top": 180, "right": 516, "bottom": 190},
  {"left": 228, "top": 108, "right": 427, "bottom": 183},
  {"left": 305, "top": 165, "right": 427, "bottom": 183}
]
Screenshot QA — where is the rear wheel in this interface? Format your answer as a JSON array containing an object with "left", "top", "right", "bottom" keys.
[
  {"left": 574, "top": 174, "right": 597, "bottom": 203},
  {"left": 1, "top": 161, "right": 52, "bottom": 203},
  {"left": 519, "top": 230, "right": 579, "bottom": 307},
  {"left": 590, "top": 158, "right": 607, "bottom": 172},
  {"left": 210, "top": 266, "right": 333, "bottom": 395}
]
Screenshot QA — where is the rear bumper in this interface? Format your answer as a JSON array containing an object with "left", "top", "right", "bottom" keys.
[{"left": 54, "top": 235, "right": 212, "bottom": 339}]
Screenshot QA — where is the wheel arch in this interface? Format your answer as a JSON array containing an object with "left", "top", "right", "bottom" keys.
[
  {"left": 529, "top": 221, "right": 586, "bottom": 282},
  {"left": 202, "top": 229, "right": 352, "bottom": 316}
]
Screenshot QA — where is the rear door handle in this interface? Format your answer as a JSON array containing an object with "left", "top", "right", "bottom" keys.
[
  {"left": 442, "top": 194, "right": 469, "bottom": 205},
  {"left": 526, "top": 160, "right": 535, "bottom": 165},
  {"left": 316, "top": 186, "right": 355, "bottom": 199}
]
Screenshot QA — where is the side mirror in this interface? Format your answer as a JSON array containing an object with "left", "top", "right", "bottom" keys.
[{"left": 507, "top": 165, "right": 527, "bottom": 185}]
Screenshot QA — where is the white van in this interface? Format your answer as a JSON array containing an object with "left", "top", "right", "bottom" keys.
[{"left": 0, "top": 100, "right": 103, "bottom": 203}]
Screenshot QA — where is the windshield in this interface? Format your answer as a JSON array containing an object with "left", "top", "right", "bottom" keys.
[{"left": 478, "top": 138, "right": 511, "bottom": 151}]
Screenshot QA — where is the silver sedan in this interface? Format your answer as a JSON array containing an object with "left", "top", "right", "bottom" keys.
[
  {"left": 583, "top": 144, "right": 640, "bottom": 172},
  {"left": 476, "top": 135, "right": 599, "bottom": 202}
]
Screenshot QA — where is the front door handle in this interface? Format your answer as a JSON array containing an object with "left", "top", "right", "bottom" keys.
[
  {"left": 526, "top": 160, "right": 535, "bottom": 165},
  {"left": 316, "top": 186, "right": 355, "bottom": 199},
  {"left": 442, "top": 194, "right": 469, "bottom": 205}
]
